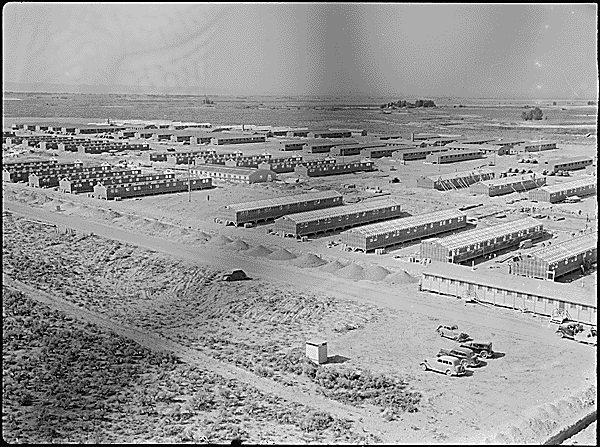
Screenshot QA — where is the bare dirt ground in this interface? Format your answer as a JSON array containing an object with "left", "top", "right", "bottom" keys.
[{"left": 2, "top": 203, "right": 597, "bottom": 444}]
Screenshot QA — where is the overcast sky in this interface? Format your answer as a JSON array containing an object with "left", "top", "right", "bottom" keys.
[{"left": 3, "top": 3, "right": 597, "bottom": 98}]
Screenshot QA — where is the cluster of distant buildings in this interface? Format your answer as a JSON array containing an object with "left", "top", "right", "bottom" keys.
[{"left": 3, "top": 121, "right": 595, "bottom": 190}]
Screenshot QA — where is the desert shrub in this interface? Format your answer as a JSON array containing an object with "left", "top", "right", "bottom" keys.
[
  {"left": 254, "top": 365, "right": 274, "bottom": 378},
  {"left": 300, "top": 410, "right": 334, "bottom": 432},
  {"left": 189, "top": 390, "right": 215, "bottom": 411},
  {"left": 302, "top": 360, "right": 318, "bottom": 379}
]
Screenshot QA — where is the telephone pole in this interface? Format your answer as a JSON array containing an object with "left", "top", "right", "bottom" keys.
[{"left": 188, "top": 156, "right": 191, "bottom": 203}]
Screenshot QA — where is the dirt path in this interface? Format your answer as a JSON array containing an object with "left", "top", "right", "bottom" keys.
[{"left": 2, "top": 274, "right": 397, "bottom": 443}]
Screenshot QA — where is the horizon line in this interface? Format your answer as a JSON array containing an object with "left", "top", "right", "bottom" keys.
[{"left": 2, "top": 91, "right": 595, "bottom": 101}]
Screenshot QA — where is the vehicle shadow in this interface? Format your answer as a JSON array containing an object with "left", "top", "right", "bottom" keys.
[
  {"left": 471, "top": 360, "right": 487, "bottom": 368},
  {"left": 490, "top": 351, "right": 506, "bottom": 359},
  {"left": 326, "top": 355, "right": 351, "bottom": 364},
  {"left": 459, "top": 370, "right": 474, "bottom": 377}
]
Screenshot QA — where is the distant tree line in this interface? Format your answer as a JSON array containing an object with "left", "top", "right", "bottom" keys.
[
  {"left": 380, "top": 99, "right": 436, "bottom": 109},
  {"left": 521, "top": 107, "right": 543, "bottom": 121}
]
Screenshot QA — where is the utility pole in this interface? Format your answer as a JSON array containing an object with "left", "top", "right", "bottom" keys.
[{"left": 188, "top": 156, "right": 191, "bottom": 203}]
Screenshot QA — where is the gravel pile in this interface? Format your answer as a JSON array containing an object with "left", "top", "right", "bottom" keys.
[
  {"left": 210, "top": 235, "right": 234, "bottom": 246},
  {"left": 334, "top": 263, "right": 365, "bottom": 281},
  {"left": 246, "top": 245, "right": 273, "bottom": 257},
  {"left": 267, "top": 248, "right": 297, "bottom": 260},
  {"left": 363, "top": 265, "right": 392, "bottom": 282},
  {"left": 290, "top": 253, "right": 328, "bottom": 268},
  {"left": 384, "top": 270, "right": 419, "bottom": 284},
  {"left": 321, "top": 260, "right": 347, "bottom": 273},
  {"left": 228, "top": 239, "right": 250, "bottom": 251}
]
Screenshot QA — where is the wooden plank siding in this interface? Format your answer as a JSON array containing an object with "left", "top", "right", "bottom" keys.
[
  {"left": 419, "top": 263, "right": 596, "bottom": 325},
  {"left": 341, "top": 209, "right": 466, "bottom": 252},
  {"left": 273, "top": 199, "right": 402, "bottom": 238},
  {"left": 218, "top": 190, "right": 343, "bottom": 226},
  {"left": 420, "top": 218, "right": 544, "bottom": 264}
]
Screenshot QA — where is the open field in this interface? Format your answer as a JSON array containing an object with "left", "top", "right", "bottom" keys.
[{"left": 2, "top": 94, "right": 597, "bottom": 443}]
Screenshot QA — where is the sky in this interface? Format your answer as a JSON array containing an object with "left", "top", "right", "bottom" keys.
[{"left": 2, "top": 3, "right": 598, "bottom": 98}]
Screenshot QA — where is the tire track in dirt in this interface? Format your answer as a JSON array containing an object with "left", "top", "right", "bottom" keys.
[{"left": 2, "top": 274, "right": 397, "bottom": 443}]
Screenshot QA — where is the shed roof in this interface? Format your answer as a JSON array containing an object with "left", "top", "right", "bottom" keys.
[
  {"left": 225, "top": 190, "right": 342, "bottom": 213},
  {"left": 445, "top": 143, "right": 504, "bottom": 151},
  {"left": 477, "top": 174, "right": 538, "bottom": 187},
  {"left": 429, "top": 218, "right": 541, "bottom": 250},
  {"left": 423, "top": 137, "right": 463, "bottom": 144},
  {"left": 550, "top": 156, "right": 593, "bottom": 164},
  {"left": 421, "top": 262, "right": 596, "bottom": 307},
  {"left": 518, "top": 140, "right": 557, "bottom": 146},
  {"left": 391, "top": 145, "right": 428, "bottom": 152},
  {"left": 426, "top": 168, "right": 494, "bottom": 182},
  {"left": 538, "top": 177, "right": 597, "bottom": 193},
  {"left": 385, "top": 139, "right": 424, "bottom": 146},
  {"left": 280, "top": 198, "right": 401, "bottom": 224},
  {"left": 334, "top": 143, "right": 387, "bottom": 150},
  {"left": 453, "top": 138, "right": 496, "bottom": 144},
  {"left": 527, "top": 232, "right": 597, "bottom": 264},
  {"left": 194, "top": 165, "right": 260, "bottom": 176},
  {"left": 303, "top": 138, "right": 357, "bottom": 146},
  {"left": 432, "top": 149, "right": 483, "bottom": 157},
  {"left": 211, "top": 133, "right": 265, "bottom": 140},
  {"left": 488, "top": 139, "right": 527, "bottom": 145},
  {"left": 344, "top": 209, "right": 466, "bottom": 237}
]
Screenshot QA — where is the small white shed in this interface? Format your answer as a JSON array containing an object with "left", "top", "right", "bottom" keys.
[{"left": 306, "top": 340, "right": 328, "bottom": 364}]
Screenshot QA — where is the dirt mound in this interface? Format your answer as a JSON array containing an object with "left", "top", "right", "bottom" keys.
[
  {"left": 59, "top": 200, "right": 76, "bottom": 209},
  {"left": 148, "top": 220, "right": 168, "bottom": 231},
  {"left": 228, "top": 239, "right": 250, "bottom": 251},
  {"left": 483, "top": 385, "right": 597, "bottom": 445},
  {"left": 180, "top": 233, "right": 211, "bottom": 245},
  {"left": 363, "top": 265, "right": 392, "bottom": 282},
  {"left": 210, "top": 235, "right": 233, "bottom": 246},
  {"left": 321, "top": 259, "right": 347, "bottom": 273},
  {"left": 384, "top": 270, "right": 419, "bottom": 284},
  {"left": 267, "top": 248, "right": 297, "bottom": 260},
  {"left": 107, "top": 210, "right": 122, "bottom": 220},
  {"left": 290, "top": 253, "right": 328, "bottom": 268},
  {"left": 334, "top": 263, "right": 365, "bottom": 281},
  {"left": 41, "top": 199, "right": 58, "bottom": 209},
  {"left": 246, "top": 245, "right": 273, "bottom": 257}
]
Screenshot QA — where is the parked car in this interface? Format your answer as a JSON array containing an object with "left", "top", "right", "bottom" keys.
[
  {"left": 436, "top": 347, "right": 481, "bottom": 367},
  {"left": 420, "top": 355, "right": 466, "bottom": 376},
  {"left": 556, "top": 322, "right": 584, "bottom": 339},
  {"left": 460, "top": 341, "right": 494, "bottom": 359},
  {"left": 519, "top": 239, "right": 533, "bottom": 249},
  {"left": 575, "top": 327, "right": 597, "bottom": 346},
  {"left": 436, "top": 324, "right": 470, "bottom": 342},
  {"left": 221, "top": 270, "right": 249, "bottom": 281}
]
